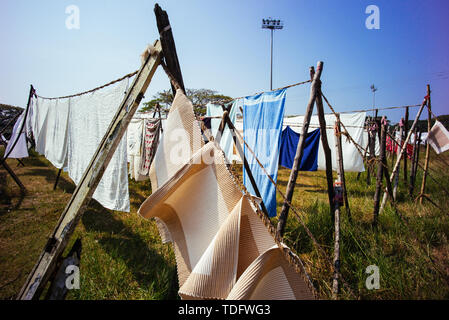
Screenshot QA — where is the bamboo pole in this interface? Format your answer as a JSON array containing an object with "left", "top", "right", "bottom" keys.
[
  {"left": 276, "top": 61, "right": 324, "bottom": 237},
  {"left": 419, "top": 85, "right": 432, "bottom": 204},
  {"left": 379, "top": 94, "right": 428, "bottom": 215},
  {"left": 373, "top": 117, "right": 387, "bottom": 227}
]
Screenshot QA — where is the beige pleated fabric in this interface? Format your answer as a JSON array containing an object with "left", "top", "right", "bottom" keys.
[{"left": 139, "top": 90, "right": 315, "bottom": 300}]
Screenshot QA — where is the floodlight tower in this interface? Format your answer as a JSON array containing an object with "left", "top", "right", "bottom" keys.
[{"left": 262, "top": 18, "right": 284, "bottom": 90}]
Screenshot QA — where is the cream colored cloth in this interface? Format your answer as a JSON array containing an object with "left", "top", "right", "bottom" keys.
[
  {"left": 139, "top": 90, "right": 314, "bottom": 300},
  {"left": 427, "top": 120, "right": 449, "bottom": 154}
]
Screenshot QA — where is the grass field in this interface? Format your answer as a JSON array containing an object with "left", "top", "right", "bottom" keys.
[{"left": 1, "top": 147, "right": 449, "bottom": 300}]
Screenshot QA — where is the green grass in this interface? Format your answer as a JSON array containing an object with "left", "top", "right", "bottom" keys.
[{"left": 1, "top": 148, "right": 448, "bottom": 299}]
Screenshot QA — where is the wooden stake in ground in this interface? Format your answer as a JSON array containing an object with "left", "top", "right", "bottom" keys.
[
  {"left": 332, "top": 120, "right": 344, "bottom": 299},
  {"left": 420, "top": 84, "right": 432, "bottom": 205},
  {"left": 276, "top": 61, "right": 324, "bottom": 237},
  {"left": 403, "top": 106, "right": 409, "bottom": 185},
  {"left": 314, "top": 69, "right": 336, "bottom": 219},
  {"left": 17, "top": 40, "right": 163, "bottom": 300},
  {"left": 373, "top": 117, "right": 387, "bottom": 227},
  {"left": 409, "top": 127, "right": 418, "bottom": 197},
  {"left": 379, "top": 93, "right": 428, "bottom": 215},
  {"left": 335, "top": 116, "right": 351, "bottom": 220},
  {"left": 392, "top": 119, "right": 404, "bottom": 201},
  {"left": 413, "top": 131, "right": 422, "bottom": 186}
]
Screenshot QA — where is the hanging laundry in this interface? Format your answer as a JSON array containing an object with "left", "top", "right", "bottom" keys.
[
  {"left": 31, "top": 98, "right": 70, "bottom": 169},
  {"left": 279, "top": 126, "right": 320, "bottom": 171},
  {"left": 427, "top": 120, "right": 449, "bottom": 154},
  {"left": 139, "top": 89, "right": 314, "bottom": 300},
  {"left": 243, "top": 89, "right": 286, "bottom": 218},
  {"left": 66, "top": 79, "right": 130, "bottom": 212},
  {"left": 4, "top": 111, "right": 29, "bottom": 159},
  {"left": 206, "top": 101, "right": 238, "bottom": 162},
  {"left": 284, "top": 112, "right": 366, "bottom": 172},
  {"left": 127, "top": 118, "right": 145, "bottom": 181},
  {"left": 138, "top": 118, "right": 161, "bottom": 177},
  {"left": 386, "top": 135, "right": 414, "bottom": 159}
]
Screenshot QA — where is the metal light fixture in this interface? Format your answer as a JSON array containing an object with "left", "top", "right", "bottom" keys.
[{"left": 262, "top": 17, "right": 284, "bottom": 90}]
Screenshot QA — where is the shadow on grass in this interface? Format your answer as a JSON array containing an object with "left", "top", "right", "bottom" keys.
[
  {"left": 81, "top": 201, "right": 178, "bottom": 299},
  {"left": 26, "top": 168, "right": 76, "bottom": 194}
]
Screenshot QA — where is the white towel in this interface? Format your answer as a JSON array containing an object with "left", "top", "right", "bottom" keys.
[
  {"left": 67, "top": 79, "right": 130, "bottom": 212},
  {"left": 4, "top": 112, "right": 29, "bottom": 159},
  {"left": 32, "top": 98, "right": 70, "bottom": 169}
]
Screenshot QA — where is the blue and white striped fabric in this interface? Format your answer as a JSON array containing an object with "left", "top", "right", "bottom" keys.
[{"left": 243, "top": 89, "right": 286, "bottom": 217}]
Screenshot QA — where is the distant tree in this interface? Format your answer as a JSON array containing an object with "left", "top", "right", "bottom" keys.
[{"left": 140, "top": 88, "right": 233, "bottom": 116}]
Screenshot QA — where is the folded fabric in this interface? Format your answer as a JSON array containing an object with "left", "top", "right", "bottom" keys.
[
  {"left": 427, "top": 120, "right": 449, "bottom": 154},
  {"left": 4, "top": 111, "right": 29, "bottom": 159},
  {"left": 66, "top": 79, "right": 130, "bottom": 212},
  {"left": 149, "top": 90, "right": 204, "bottom": 190},
  {"left": 243, "top": 89, "right": 286, "bottom": 217},
  {"left": 284, "top": 112, "right": 366, "bottom": 172},
  {"left": 138, "top": 118, "right": 161, "bottom": 177},
  {"left": 139, "top": 90, "right": 314, "bottom": 300},
  {"left": 279, "top": 126, "right": 320, "bottom": 171},
  {"left": 139, "top": 142, "right": 314, "bottom": 300}
]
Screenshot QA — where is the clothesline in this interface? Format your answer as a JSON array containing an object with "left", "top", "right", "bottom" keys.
[
  {"left": 230, "top": 79, "right": 312, "bottom": 102},
  {"left": 35, "top": 70, "right": 138, "bottom": 100},
  {"left": 287, "top": 103, "right": 421, "bottom": 118}
]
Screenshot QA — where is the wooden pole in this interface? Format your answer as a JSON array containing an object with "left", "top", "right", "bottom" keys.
[
  {"left": 403, "top": 107, "right": 409, "bottom": 185},
  {"left": 373, "top": 117, "right": 387, "bottom": 227},
  {"left": 2, "top": 160, "right": 26, "bottom": 193},
  {"left": 332, "top": 120, "right": 343, "bottom": 299},
  {"left": 223, "top": 113, "right": 270, "bottom": 218},
  {"left": 18, "top": 39, "right": 163, "bottom": 300},
  {"left": 314, "top": 69, "right": 336, "bottom": 219},
  {"left": 154, "top": 4, "right": 185, "bottom": 95},
  {"left": 277, "top": 61, "right": 323, "bottom": 237},
  {"left": 366, "top": 117, "right": 372, "bottom": 186},
  {"left": 409, "top": 128, "right": 418, "bottom": 197},
  {"left": 53, "top": 168, "right": 62, "bottom": 191},
  {"left": 413, "top": 131, "right": 422, "bottom": 184},
  {"left": 276, "top": 61, "right": 324, "bottom": 237},
  {"left": 335, "top": 117, "right": 351, "bottom": 220},
  {"left": 379, "top": 94, "right": 428, "bottom": 215},
  {"left": 419, "top": 85, "right": 432, "bottom": 205},
  {"left": 392, "top": 119, "right": 404, "bottom": 201}
]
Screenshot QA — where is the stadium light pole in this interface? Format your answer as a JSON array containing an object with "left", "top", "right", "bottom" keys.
[{"left": 262, "top": 18, "right": 283, "bottom": 90}]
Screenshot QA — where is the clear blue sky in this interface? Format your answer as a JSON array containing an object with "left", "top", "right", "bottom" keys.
[{"left": 1, "top": 0, "right": 448, "bottom": 123}]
